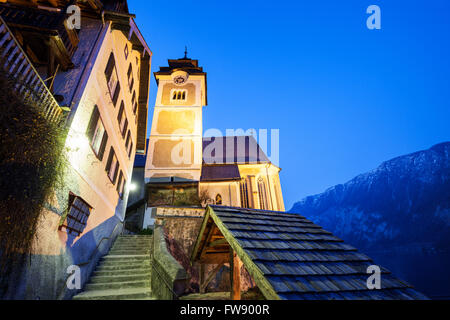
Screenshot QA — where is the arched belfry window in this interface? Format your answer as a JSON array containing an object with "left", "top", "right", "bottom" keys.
[
  {"left": 240, "top": 179, "right": 249, "bottom": 208},
  {"left": 216, "top": 194, "right": 223, "bottom": 205},
  {"left": 258, "top": 177, "right": 268, "bottom": 210},
  {"left": 171, "top": 89, "right": 187, "bottom": 102}
]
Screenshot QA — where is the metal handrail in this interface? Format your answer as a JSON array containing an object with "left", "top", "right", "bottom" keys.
[
  {"left": 57, "top": 220, "right": 124, "bottom": 300},
  {"left": 77, "top": 220, "right": 124, "bottom": 267}
]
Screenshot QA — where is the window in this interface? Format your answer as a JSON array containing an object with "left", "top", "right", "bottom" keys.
[
  {"left": 86, "top": 105, "right": 108, "bottom": 160},
  {"left": 127, "top": 63, "right": 134, "bottom": 92},
  {"left": 171, "top": 89, "right": 187, "bottom": 102},
  {"left": 216, "top": 194, "right": 223, "bottom": 205},
  {"left": 132, "top": 91, "right": 138, "bottom": 115},
  {"left": 117, "top": 101, "right": 128, "bottom": 138},
  {"left": 128, "top": 141, "right": 134, "bottom": 159},
  {"left": 258, "top": 177, "right": 268, "bottom": 210},
  {"left": 240, "top": 179, "right": 249, "bottom": 208},
  {"left": 124, "top": 44, "right": 129, "bottom": 60},
  {"left": 125, "top": 130, "right": 133, "bottom": 158},
  {"left": 106, "top": 147, "right": 119, "bottom": 184},
  {"left": 116, "top": 171, "right": 126, "bottom": 198},
  {"left": 59, "top": 194, "right": 92, "bottom": 236},
  {"left": 105, "top": 53, "right": 120, "bottom": 106}
]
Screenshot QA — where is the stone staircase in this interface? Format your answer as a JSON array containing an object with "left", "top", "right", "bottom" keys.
[{"left": 73, "top": 235, "right": 155, "bottom": 300}]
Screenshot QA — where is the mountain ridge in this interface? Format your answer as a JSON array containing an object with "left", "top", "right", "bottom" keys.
[{"left": 290, "top": 142, "right": 450, "bottom": 298}]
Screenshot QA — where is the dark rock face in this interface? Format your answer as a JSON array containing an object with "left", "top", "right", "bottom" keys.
[{"left": 290, "top": 142, "right": 450, "bottom": 299}]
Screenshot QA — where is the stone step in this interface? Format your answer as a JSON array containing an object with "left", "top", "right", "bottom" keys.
[
  {"left": 101, "top": 254, "right": 150, "bottom": 262},
  {"left": 116, "top": 237, "right": 152, "bottom": 240},
  {"left": 109, "top": 249, "right": 150, "bottom": 254},
  {"left": 73, "top": 288, "right": 154, "bottom": 300},
  {"left": 112, "top": 242, "right": 152, "bottom": 246},
  {"left": 116, "top": 238, "right": 151, "bottom": 241},
  {"left": 97, "top": 261, "right": 150, "bottom": 271},
  {"left": 119, "top": 235, "right": 153, "bottom": 238},
  {"left": 85, "top": 280, "right": 150, "bottom": 291},
  {"left": 94, "top": 267, "right": 151, "bottom": 277},
  {"left": 117, "top": 235, "right": 152, "bottom": 238},
  {"left": 110, "top": 245, "right": 151, "bottom": 250},
  {"left": 90, "top": 273, "right": 151, "bottom": 284},
  {"left": 113, "top": 241, "right": 152, "bottom": 245},
  {"left": 109, "top": 249, "right": 151, "bottom": 254},
  {"left": 115, "top": 241, "right": 152, "bottom": 244}
]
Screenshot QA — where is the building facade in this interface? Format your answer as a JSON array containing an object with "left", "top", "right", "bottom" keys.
[{"left": 0, "top": 0, "right": 151, "bottom": 299}]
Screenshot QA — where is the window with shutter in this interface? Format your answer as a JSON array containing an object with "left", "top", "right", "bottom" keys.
[
  {"left": 87, "top": 106, "right": 108, "bottom": 160},
  {"left": 105, "top": 53, "right": 120, "bottom": 106},
  {"left": 116, "top": 171, "right": 126, "bottom": 198},
  {"left": 106, "top": 147, "right": 119, "bottom": 184},
  {"left": 118, "top": 102, "right": 128, "bottom": 138},
  {"left": 127, "top": 64, "right": 134, "bottom": 92},
  {"left": 128, "top": 141, "right": 133, "bottom": 159},
  {"left": 59, "top": 194, "right": 92, "bottom": 236},
  {"left": 125, "top": 130, "right": 131, "bottom": 150}
]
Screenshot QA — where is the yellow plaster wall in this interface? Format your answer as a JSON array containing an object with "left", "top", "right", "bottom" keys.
[
  {"left": 155, "top": 109, "right": 196, "bottom": 135},
  {"left": 62, "top": 22, "right": 144, "bottom": 235}
]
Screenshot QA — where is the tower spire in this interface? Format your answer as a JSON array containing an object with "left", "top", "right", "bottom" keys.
[{"left": 184, "top": 46, "right": 188, "bottom": 59}]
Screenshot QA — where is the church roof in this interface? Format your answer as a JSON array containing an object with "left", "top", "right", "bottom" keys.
[
  {"left": 202, "top": 136, "right": 271, "bottom": 165},
  {"left": 154, "top": 57, "right": 205, "bottom": 77},
  {"left": 200, "top": 165, "right": 241, "bottom": 182},
  {"left": 102, "top": 0, "right": 129, "bottom": 13},
  {"left": 191, "top": 206, "right": 429, "bottom": 300}
]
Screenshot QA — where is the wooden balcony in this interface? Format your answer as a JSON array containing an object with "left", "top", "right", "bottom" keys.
[
  {"left": 0, "top": 16, "right": 65, "bottom": 123},
  {"left": 0, "top": 3, "right": 79, "bottom": 70}
]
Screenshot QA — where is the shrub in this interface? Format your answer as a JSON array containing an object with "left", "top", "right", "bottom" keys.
[{"left": 0, "top": 68, "right": 67, "bottom": 296}]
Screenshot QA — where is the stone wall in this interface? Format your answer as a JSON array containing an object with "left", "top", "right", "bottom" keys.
[
  {"left": 154, "top": 206, "right": 205, "bottom": 257},
  {"left": 151, "top": 226, "right": 188, "bottom": 300}
]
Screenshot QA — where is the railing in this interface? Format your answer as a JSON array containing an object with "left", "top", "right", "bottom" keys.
[
  {"left": 0, "top": 4, "right": 79, "bottom": 58},
  {"left": 0, "top": 16, "right": 65, "bottom": 124},
  {"left": 56, "top": 220, "right": 124, "bottom": 300}
]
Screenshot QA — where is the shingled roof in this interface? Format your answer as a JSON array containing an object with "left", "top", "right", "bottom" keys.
[
  {"left": 200, "top": 165, "right": 241, "bottom": 182},
  {"left": 203, "top": 136, "right": 271, "bottom": 165},
  {"left": 191, "top": 206, "right": 428, "bottom": 300}
]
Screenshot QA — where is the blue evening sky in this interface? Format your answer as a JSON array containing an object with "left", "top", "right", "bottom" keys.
[{"left": 128, "top": 0, "right": 450, "bottom": 210}]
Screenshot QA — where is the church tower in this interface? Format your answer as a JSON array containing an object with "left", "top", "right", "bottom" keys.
[{"left": 145, "top": 52, "right": 207, "bottom": 187}]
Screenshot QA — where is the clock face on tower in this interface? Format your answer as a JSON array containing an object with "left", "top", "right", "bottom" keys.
[{"left": 174, "top": 75, "right": 186, "bottom": 85}]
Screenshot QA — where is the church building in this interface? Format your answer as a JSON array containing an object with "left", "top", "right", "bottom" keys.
[{"left": 145, "top": 54, "right": 285, "bottom": 211}]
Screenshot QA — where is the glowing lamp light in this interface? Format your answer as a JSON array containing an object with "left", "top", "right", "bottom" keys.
[
  {"left": 69, "top": 134, "right": 89, "bottom": 152},
  {"left": 129, "top": 183, "right": 138, "bottom": 192}
]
